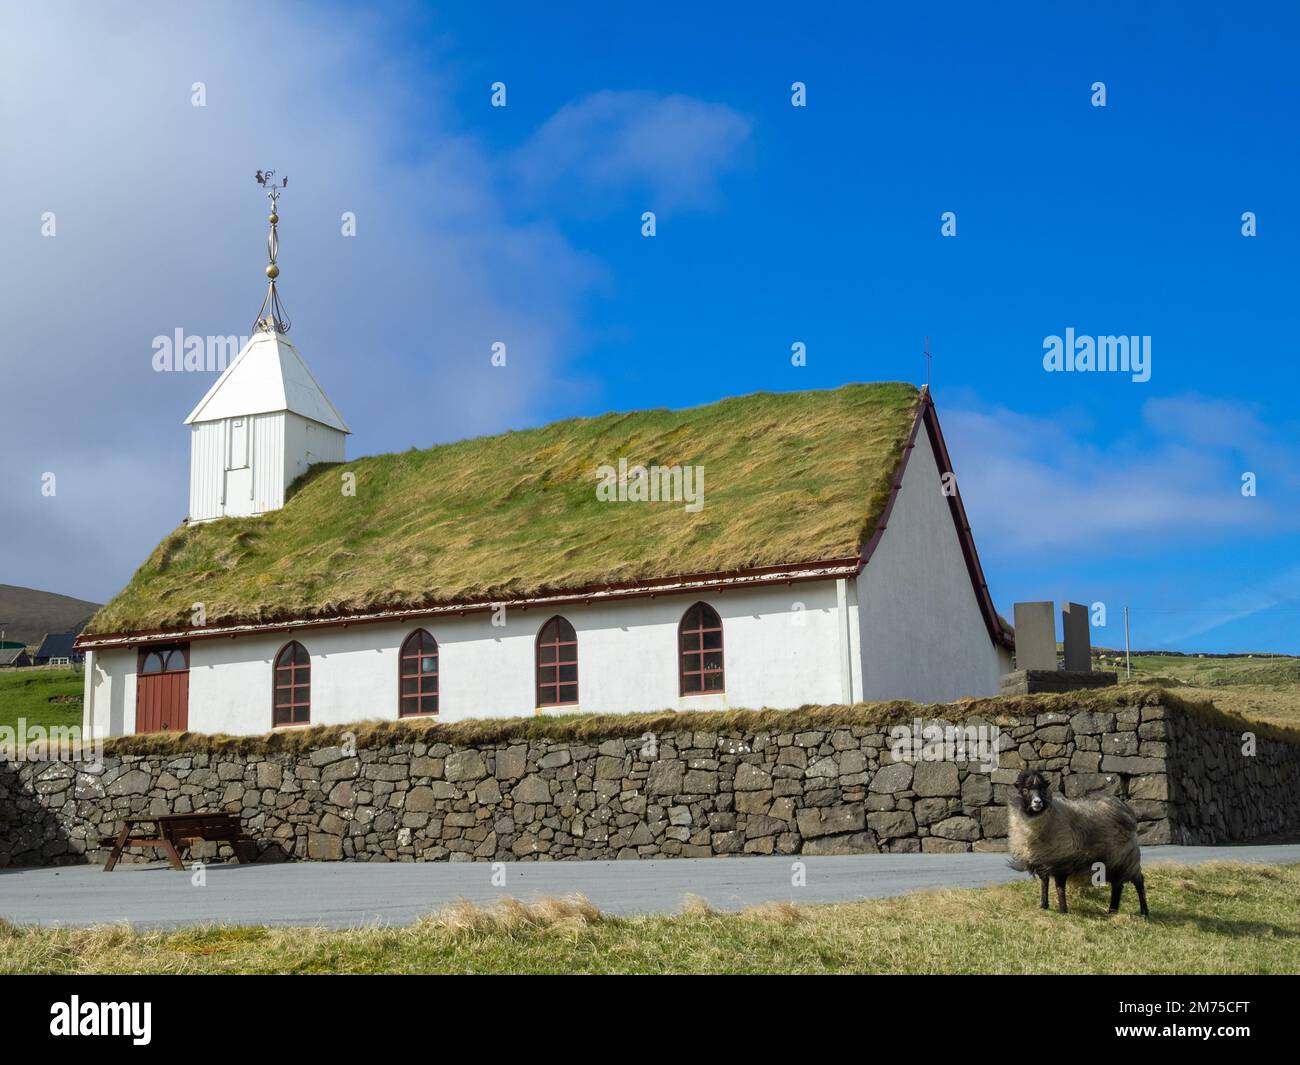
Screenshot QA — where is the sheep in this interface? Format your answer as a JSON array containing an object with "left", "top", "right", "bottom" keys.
[{"left": 1007, "top": 769, "right": 1149, "bottom": 916}]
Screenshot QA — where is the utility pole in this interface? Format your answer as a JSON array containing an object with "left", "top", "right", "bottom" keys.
[{"left": 1123, "top": 607, "right": 1131, "bottom": 679}]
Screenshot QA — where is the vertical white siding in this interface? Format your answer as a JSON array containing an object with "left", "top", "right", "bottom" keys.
[
  {"left": 190, "top": 412, "right": 346, "bottom": 522},
  {"left": 284, "top": 412, "right": 346, "bottom": 491},
  {"left": 187, "top": 421, "right": 225, "bottom": 522},
  {"left": 252, "top": 412, "right": 286, "bottom": 513}
]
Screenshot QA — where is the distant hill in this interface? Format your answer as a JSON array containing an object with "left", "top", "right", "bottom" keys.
[{"left": 0, "top": 585, "right": 101, "bottom": 648}]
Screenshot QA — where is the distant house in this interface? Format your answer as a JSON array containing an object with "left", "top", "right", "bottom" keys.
[
  {"left": 0, "top": 647, "right": 32, "bottom": 668},
  {"left": 33, "top": 632, "right": 84, "bottom": 666}
]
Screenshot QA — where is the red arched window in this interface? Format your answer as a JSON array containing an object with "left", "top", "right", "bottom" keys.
[
  {"left": 679, "top": 602, "right": 724, "bottom": 694},
  {"left": 273, "top": 641, "right": 311, "bottom": 726},
  {"left": 536, "top": 616, "right": 578, "bottom": 707},
  {"left": 399, "top": 629, "right": 439, "bottom": 716}
]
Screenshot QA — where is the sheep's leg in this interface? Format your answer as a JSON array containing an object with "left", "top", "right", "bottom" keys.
[
  {"left": 1108, "top": 879, "right": 1123, "bottom": 913},
  {"left": 1054, "top": 873, "right": 1069, "bottom": 914},
  {"left": 1134, "top": 874, "right": 1149, "bottom": 917},
  {"left": 1040, "top": 875, "right": 1050, "bottom": 909}
]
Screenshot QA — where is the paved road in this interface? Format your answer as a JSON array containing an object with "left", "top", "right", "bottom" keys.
[{"left": 2, "top": 844, "right": 1297, "bottom": 929}]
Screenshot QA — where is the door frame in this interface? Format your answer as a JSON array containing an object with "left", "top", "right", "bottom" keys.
[{"left": 135, "top": 643, "right": 191, "bottom": 733}]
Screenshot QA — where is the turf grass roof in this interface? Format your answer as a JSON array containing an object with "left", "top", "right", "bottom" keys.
[{"left": 85, "top": 382, "right": 922, "bottom": 636}]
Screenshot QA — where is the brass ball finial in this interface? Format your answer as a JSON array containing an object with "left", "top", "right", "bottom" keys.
[
  {"left": 266, "top": 264, "right": 280, "bottom": 279},
  {"left": 269, "top": 212, "right": 278, "bottom": 224}
]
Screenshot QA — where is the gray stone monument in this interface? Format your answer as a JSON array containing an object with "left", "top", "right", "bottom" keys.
[
  {"left": 1001, "top": 598, "right": 1115, "bottom": 695},
  {"left": 1013, "top": 601, "right": 1057, "bottom": 672},
  {"left": 1061, "top": 602, "right": 1092, "bottom": 672}
]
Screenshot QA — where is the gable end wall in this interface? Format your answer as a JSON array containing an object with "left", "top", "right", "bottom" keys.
[{"left": 855, "top": 420, "right": 1005, "bottom": 701}]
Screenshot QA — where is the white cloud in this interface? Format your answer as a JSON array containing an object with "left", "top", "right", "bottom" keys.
[
  {"left": 512, "top": 90, "right": 752, "bottom": 212},
  {"left": 0, "top": 1, "right": 609, "bottom": 601},
  {"left": 940, "top": 395, "right": 1299, "bottom": 553}
]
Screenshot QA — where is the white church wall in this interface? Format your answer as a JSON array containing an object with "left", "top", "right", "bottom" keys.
[
  {"left": 855, "top": 422, "right": 1004, "bottom": 702},
  {"left": 170, "top": 581, "right": 844, "bottom": 737},
  {"left": 83, "top": 647, "right": 136, "bottom": 738}
]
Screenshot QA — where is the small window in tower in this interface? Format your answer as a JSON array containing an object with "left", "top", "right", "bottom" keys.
[{"left": 229, "top": 418, "right": 249, "bottom": 470}]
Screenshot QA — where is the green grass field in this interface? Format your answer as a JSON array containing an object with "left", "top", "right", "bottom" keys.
[
  {"left": 1108, "top": 653, "right": 1300, "bottom": 730},
  {"left": 0, "top": 668, "right": 83, "bottom": 732},
  {"left": 3, "top": 862, "right": 1296, "bottom": 975}
]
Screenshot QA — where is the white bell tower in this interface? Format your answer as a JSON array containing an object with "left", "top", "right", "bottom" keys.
[{"left": 183, "top": 172, "right": 349, "bottom": 524}]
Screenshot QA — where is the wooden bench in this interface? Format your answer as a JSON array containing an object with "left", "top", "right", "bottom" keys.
[{"left": 101, "top": 812, "right": 258, "bottom": 871}]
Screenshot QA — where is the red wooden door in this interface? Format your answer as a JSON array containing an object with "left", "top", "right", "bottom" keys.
[{"left": 135, "top": 646, "right": 190, "bottom": 733}]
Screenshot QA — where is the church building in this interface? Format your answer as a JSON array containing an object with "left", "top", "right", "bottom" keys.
[{"left": 78, "top": 181, "right": 1014, "bottom": 738}]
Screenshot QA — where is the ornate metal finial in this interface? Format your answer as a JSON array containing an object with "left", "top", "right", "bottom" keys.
[{"left": 252, "top": 170, "right": 291, "bottom": 334}]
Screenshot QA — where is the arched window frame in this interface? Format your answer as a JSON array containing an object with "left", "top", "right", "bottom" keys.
[
  {"left": 535, "top": 616, "right": 578, "bottom": 708},
  {"left": 399, "top": 629, "right": 439, "bottom": 717},
  {"left": 137, "top": 644, "right": 188, "bottom": 675},
  {"left": 272, "top": 640, "right": 311, "bottom": 727},
  {"left": 679, "top": 602, "right": 725, "bottom": 695}
]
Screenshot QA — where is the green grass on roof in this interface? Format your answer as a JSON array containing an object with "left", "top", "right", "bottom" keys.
[{"left": 87, "top": 382, "right": 920, "bottom": 635}]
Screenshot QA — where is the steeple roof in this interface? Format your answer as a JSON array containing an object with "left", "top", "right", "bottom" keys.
[{"left": 183, "top": 331, "right": 350, "bottom": 432}]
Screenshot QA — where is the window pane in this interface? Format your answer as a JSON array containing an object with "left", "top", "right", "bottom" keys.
[
  {"left": 703, "top": 651, "right": 723, "bottom": 670},
  {"left": 558, "top": 684, "right": 578, "bottom": 703},
  {"left": 702, "top": 629, "right": 722, "bottom": 650},
  {"left": 558, "top": 663, "right": 577, "bottom": 682},
  {"left": 703, "top": 671, "right": 724, "bottom": 691},
  {"left": 420, "top": 655, "right": 437, "bottom": 674}
]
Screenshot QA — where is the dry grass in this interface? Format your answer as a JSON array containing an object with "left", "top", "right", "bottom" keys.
[
  {"left": 93, "top": 684, "right": 1300, "bottom": 758},
  {"left": 4, "top": 862, "right": 1297, "bottom": 974},
  {"left": 87, "top": 382, "right": 920, "bottom": 635},
  {"left": 1112, "top": 653, "right": 1300, "bottom": 730}
]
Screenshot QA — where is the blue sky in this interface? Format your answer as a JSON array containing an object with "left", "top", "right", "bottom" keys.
[{"left": 1, "top": 0, "right": 1297, "bottom": 652}]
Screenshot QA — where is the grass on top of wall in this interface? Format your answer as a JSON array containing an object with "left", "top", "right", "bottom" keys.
[
  {"left": 93, "top": 685, "right": 1300, "bottom": 759},
  {"left": 86, "top": 383, "right": 920, "bottom": 636},
  {"left": 4, "top": 862, "right": 1298, "bottom": 975}
]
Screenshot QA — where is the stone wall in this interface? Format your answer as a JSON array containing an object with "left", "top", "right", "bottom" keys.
[{"left": 2, "top": 694, "right": 1298, "bottom": 867}]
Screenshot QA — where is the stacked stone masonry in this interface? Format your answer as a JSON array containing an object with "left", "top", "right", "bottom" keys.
[{"left": 2, "top": 697, "right": 1298, "bottom": 867}]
